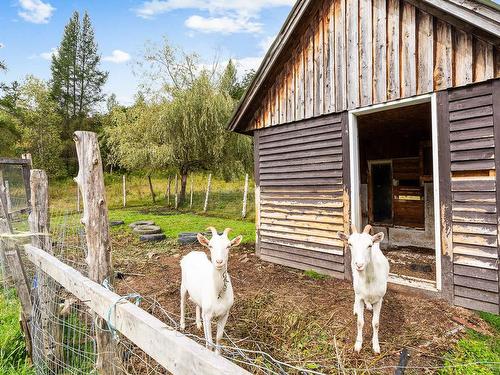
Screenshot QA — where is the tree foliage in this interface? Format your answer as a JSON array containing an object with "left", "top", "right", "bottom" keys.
[{"left": 105, "top": 40, "right": 253, "bottom": 204}]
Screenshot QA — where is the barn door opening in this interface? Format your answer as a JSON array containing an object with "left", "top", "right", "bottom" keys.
[{"left": 349, "top": 95, "right": 441, "bottom": 291}]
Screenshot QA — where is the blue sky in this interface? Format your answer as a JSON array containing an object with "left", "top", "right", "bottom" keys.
[{"left": 0, "top": 0, "right": 294, "bottom": 105}]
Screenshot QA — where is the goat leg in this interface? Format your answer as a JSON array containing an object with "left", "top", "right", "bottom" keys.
[
  {"left": 354, "top": 296, "right": 364, "bottom": 352},
  {"left": 215, "top": 312, "right": 229, "bottom": 355},
  {"left": 372, "top": 300, "right": 382, "bottom": 354}
]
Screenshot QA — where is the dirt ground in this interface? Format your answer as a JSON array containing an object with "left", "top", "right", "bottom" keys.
[
  {"left": 112, "top": 233, "right": 491, "bottom": 374},
  {"left": 383, "top": 246, "right": 436, "bottom": 281}
]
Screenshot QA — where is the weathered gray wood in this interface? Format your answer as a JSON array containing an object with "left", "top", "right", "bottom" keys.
[
  {"left": 346, "top": 0, "right": 359, "bottom": 109},
  {"left": 29, "top": 169, "right": 61, "bottom": 369},
  {"left": 455, "top": 30, "right": 473, "bottom": 86},
  {"left": 323, "top": 0, "right": 335, "bottom": 113},
  {"left": 359, "top": 0, "right": 372, "bottom": 106},
  {"left": 401, "top": 2, "right": 416, "bottom": 97},
  {"left": 417, "top": 10, "right": 433, "bottom": 94},
  {"left": 260, "top": 252, "right": 344, "bottom": 279},
  {"left": 4, "top": 181, "right": 11, "bottom": 214},
  {"left": 454, "top": 275, "right": 498, "bottom": 293},
  {"left": 451, "top": 179, "right": 496, "bottom": 192},
  {"left": 25, "top": 245, "right": 250, "bottom": 375},
  {"left": 491, "top": 79, "right": 500, "bottom": 312},
  {"left": 449, "top": 105, "right": 493, "bottom": 121},
  {"left": 434, "top": 20, "right": 453, "bottom": 90},
  {"left": 73, "top": 131, "right": 116, "bottom": 374},
  {"left": 334, "top": 0, "right": 346, "bottom": 112},
  {"left": 387, "top": 0, "right": 400, "bottom": 100},
  {"left": 373, "top": 0, "right": 387, "bottom": 103}
]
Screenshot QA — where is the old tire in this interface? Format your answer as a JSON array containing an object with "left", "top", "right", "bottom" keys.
[
  {"left": 133, "top": 225, "right": 162, "bottom": 235},
  {"left": 178, "top": 236, "right": 198, "bottom": 245},
  {"left": 110, "top": 220, "right": 124, "bottom": 227},
  {"left": 140, "top": 233, "right": 166, "bottom": 242},
  {"left": 129, "top": 220, "right": 155, "bottom": 228}
]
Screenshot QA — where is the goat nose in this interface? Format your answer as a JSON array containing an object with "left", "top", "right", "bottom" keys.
[{"left": 216, "top": 259, "right": 223, "bottom": 265}]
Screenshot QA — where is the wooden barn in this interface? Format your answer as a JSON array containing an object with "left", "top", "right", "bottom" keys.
[{"left": 228, "top": 0, "right": 500, "bottom": 313}]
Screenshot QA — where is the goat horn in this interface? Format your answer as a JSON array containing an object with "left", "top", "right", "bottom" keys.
[
  {"left": 351, "top": 223, "right": 358, "bottom": 234},
  {"left": 223, "top": 228, "right": 232, "bottom": 236},
  {"left": 206, "top": 227, "right": 218, "bottom": 236},
  {"left": 363, "top": 225, "right": 372, "bottom": 234}
]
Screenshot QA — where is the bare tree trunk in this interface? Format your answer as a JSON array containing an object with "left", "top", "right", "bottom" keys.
[
  {"left": 148, "top": 174, "right": 156, "bottom": 203},
  {"left": 179, "top": 168, "right": 188, "bottom": 206}
]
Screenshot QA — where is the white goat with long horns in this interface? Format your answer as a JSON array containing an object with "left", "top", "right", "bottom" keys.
[
  {"left": 338, "top": 224, "right": 389, "bottom": 354},
  {"left": 179, "top": 227, "right": 242, "bottom": 354}
]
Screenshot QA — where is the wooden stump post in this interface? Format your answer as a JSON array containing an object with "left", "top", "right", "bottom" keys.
[
  {"left": 0, "top": 186, "right": 32, "bottom": 355},
  {"left": 189, "top": 176, "right": 194, "bottom": 209},
  {"left": 242, "top": 174, "right": 249, "bottom": 218},
  {"left": 203, "top": 174, "right": 212, "bottom": 213},
  {"left": 5, "top": 180, "right": 12, "bottom": 214},
  {"left": 73, "top": 131, "right": 117, "bottom": 375},
  {"left": 122, "top": 175, "right": 126, "bottom": 207},
  {"left": 174, "top": 174, "right": 178, "bottom": 209},
  {"left": 29, "top": 169, "right": 61, "bottom": 369}
]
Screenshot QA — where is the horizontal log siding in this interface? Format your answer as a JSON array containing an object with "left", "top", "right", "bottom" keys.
[
  {"left": 257, "top": 114, "right": 346, "bottom": 278},
  {"left": 448, "top": 81, "right": 499, "bottom": 314},
  {"left": 244, "top": 0, "right": 498, "bottom": 132}
]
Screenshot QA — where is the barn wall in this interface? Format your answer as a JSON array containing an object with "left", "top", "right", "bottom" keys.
[
  {"left": 439, "top": 79, "right": 500, "bottom": 314},
  {"left": 255, "top": 113, "right": 349, "bottom": 278},
  {"left": 245, "top": 0, "right": 499, "bottom": 133}
]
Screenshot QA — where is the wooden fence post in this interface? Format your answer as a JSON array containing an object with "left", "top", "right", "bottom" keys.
[
  {"left": 122, "top": 175, "right": 126, "bottom": 207},
  {"left": 5, "top": 180, "right": 12, "bottom": 214},
  {"left": 189, "top": 176, "right": 194, "bottom": 209},
  {"left": 203, "top": 174, "right": 212, "bottom": 213},
  {"left": 29, "top": 169, "right": 61, "bottom": 369},
  {"left": 73, "top": 131, "right": 118, "bottom": 375},
  {"left": 242, "top": 174, "right": 249, "bottom": 218},
  {"left": 0, "top": 185, "right": 33, "bottom": 356},
  {"left": 174, "top": 174, "right": 178, "bottom": 209},
  {"left": 76, "top": 182, "right": 80, "bottom": 212},
  {"left": 167, "top": 177, "right": 171, "bottom": 206}
]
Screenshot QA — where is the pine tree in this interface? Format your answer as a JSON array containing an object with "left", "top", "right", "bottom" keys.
[{"left": 51, "top": 11, "right": 107, "bottom": 121}]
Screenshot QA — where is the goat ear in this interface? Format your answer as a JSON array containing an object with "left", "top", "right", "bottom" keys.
[
  {"left": 337, "top": 232, "right": 349, "bottom": 242},
  {"left": 371, "top": 232, "right": 384, "bottom": 243},
  {"left": 230, "top": 235, "right": 243, "bottom": 247},
  {"left": 197, "top": 233, "right": 210, "bottom": 247}
]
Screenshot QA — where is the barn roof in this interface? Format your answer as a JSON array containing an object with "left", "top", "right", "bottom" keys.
[{"left": 228, "top": 0, "right": 500, "bottom": 134}]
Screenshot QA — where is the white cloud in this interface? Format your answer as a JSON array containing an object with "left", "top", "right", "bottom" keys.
[
  {"left": 18, "top": 0, "right": 55, "bottom": 24},
  {"left": 259, "top": 35, "right": 276, "bottom": 53},
  {"left": 233, "top": 56, "right": 263, "bottom": 75},
  {"left": 103, "top": 50, "right": 131, "bottom": 64},
  {"left": 38, "top": 47, "right": 58, "bottom": 60},
  {"left": 135, "top": 0, "right": 294, "bottom": 19},
  {"left": 185, "top": 15, "right": 261, "bottom": 34},
  {"left": 0, "top": 43, "right": 4, "bottom": 49},
  {"left": 134, "top": 0, "right": 293, "bottom": 34}
]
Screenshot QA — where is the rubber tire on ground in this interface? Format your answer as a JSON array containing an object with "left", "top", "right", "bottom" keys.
[
  {"left": 139, "top": 233, "right": 166, "bottom": 242},
  {"left": 178, "top": 236, "right": 198, "bottom": 245},
  {"left": 133, "top": 225, "right": 162, "bottom": 235},
  {"left": 129, "top": 220, "right": 155, "bottom": 228},
  {"left": 110, "top": 220, "right": 124, "bottom": 227}
]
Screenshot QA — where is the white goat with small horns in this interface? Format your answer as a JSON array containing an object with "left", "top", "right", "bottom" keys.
[
  {"left": 180, "top": 227, "right": 242, "bottom": 354},
  {"left": 338, "top": 224, "right": 389, "bottom": 354}
]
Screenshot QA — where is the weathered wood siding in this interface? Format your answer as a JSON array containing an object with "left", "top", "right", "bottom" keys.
[
  {"left": 247, "top": 0, "right": 498, "bottom": 132},
  {"left": 256, "top": 114, "right": 347, "bottom": 278},
  {"left": 443, "top": 81, "right": 500, "bottom": 314}
]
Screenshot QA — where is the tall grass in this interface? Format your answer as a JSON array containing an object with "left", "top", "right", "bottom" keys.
[{"left": 0, "top": 290, "right": 33, "bottom": 375}]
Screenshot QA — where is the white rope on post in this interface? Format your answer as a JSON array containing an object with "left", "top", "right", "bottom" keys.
[
  {"left": 189, "top": 176, "right": 194, "bottom": 209},
  {"left": 242, "top": 174, "right": 249, "bottom": 218},
  {"left": 203, "top": 174, "right": 212, "bottom": 213},
  {"left": 122, "top": 175, "right": 126, "bottom": 207}
]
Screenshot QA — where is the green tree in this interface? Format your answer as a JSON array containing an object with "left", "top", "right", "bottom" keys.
[
  {"left": 16, "top": 77, "right": 65, "bottom": 178},
  {"left": 107, "top": 41, "right": 253, "bottom": 205},
  {"left": 0, "top": 82, "right": 22, "bottom": 156}
]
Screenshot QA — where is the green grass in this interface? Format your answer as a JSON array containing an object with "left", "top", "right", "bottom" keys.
[
  {"left": 0, "top": 290, "right": 34, "bottom": 375},
  {"left": 440, "top": 311, "right": 500, "bottom": 375},
  {"left": 303, "top": 270, "right": 328, "bottom": 280},
  {"left": 108, "top": 208, "right": 256, "bottom": 243},
  {"left": 50, "top": 172, "right": 255, "bottom": 221}
]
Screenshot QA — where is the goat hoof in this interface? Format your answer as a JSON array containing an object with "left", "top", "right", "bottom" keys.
[
  {"left": 180, "top": 322, "right": 185, "bottom": 331},
  {"left": 196, "top": 322, "right": 202, "bottom": 330},
  {"left": 354, "top": 342, "right": 362, "bottom": 353},
  {"left": 373, "top": 344, "right": 380, "bottom": 354}
]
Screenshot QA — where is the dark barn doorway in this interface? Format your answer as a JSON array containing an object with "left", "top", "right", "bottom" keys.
[{"left": 356, "top": 102, "right": 436, "bottom": 282}]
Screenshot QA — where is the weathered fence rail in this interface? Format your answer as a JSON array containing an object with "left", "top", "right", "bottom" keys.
[{"left": 25, "top": 244, "right": 250, "bottom": 375}]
